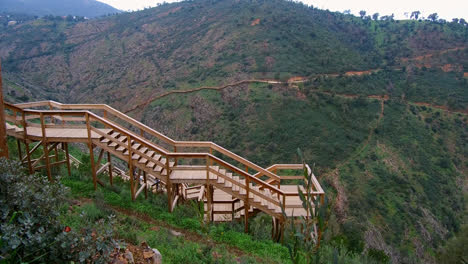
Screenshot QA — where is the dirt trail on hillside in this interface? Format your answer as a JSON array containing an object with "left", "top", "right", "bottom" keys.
[
  {"left": 124, "top": 79, "right": 284, "bottom": 113},
  {"left": 411, "top": 102, "right": 468, "bottom": 115},
  {"left": 125, "top": 45, "right": 466, "bottom": 115}
]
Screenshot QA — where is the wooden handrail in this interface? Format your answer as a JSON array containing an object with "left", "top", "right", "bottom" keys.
[
  {"left": 6, "top": 101, "right": 325, "bottom": 208},
  {"left": 12, "top": 100, "right": 282, "bottom": 184}
]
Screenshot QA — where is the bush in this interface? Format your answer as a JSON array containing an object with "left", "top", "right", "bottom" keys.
[{"left": 0, "top": 158, "right": 116, "bottom": 263}]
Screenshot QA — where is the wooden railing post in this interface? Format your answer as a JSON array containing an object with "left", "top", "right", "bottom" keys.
[
  {"left": 206, "top": 155, "right": 212, "bottom": 222},
  {"left": 127, "top": 134, "right": 135, "bottom": 201},
  {"left": 40, "top": 113, "right": 52, "bottom": 182},
  {"left": 174, "top": 146, "right": 177, "bottom": 166},
  {"left": 107, "top": 151, "right": 113, "bottom": 186},
  {"left": 64, "top": 142, "right": 71, "bottom": 177},
  {"left": 245, "top": 167, "right": 250, "bottom": 233},
  {"left": 85, "top": 113, "right": 97, "bottom": 190},
  {"left": 167, "top": 156, "right": 173, "bottom": 212},
  {"left": 21, "top": 112, "right": 33, "bottom": 174}
]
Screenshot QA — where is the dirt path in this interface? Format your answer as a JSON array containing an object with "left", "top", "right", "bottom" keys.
[
  {"left": 410, "top": 102, "right": 468, "bottom": 115},
  {"left": 95, "top": 201, "right": 269, "bottom": 263},
  {"left": 125, "top": 46, "right": 466, "bottom": 114},
  {"left": 124, "top": 79, "right": 285, "bottom": 113}
]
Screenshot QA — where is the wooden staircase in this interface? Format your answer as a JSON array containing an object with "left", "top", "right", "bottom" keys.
[{"left": 3, "top": 100, "right": 324, "bottom": 238}]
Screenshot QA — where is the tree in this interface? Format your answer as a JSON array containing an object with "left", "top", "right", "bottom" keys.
[
  {"left": 372, "top": 13, "right": 379, "bottom": 20},
  {"left": 428, "top": 13, "right": 438, "bottom": 21},
  {"left": 410, "top": 11, "right": 421, "bottom": 20},
  {"left": 359, "top": 10, "right": 366, "bottom": 19}
]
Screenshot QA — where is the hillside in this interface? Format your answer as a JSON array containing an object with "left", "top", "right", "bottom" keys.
[
  {"left": 0, "top": 0, "right": 467, "bottom": 263},
  {"left": 0, "top": 0, "right": 120, "bottom": 18}
]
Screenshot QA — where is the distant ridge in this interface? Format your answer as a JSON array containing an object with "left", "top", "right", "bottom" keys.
[{"left": 0, "top": 0, "right": 121, "bottom": 18}]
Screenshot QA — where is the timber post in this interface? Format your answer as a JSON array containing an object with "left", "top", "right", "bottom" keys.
[
  {"left": 40, "top": 113, "right": 52, "bottom": 181},
  {"left": 64, "top": 142, "right": 71, "bottom": 177},
  {"left": 166, "top": 155, "right": 173, "bottom": 212},
  {"left": 244, "top": 165, "right": 249, "bottom": 233},
  {"left": 85, "top": 113, "right": 97, "bottom": 190},
  {"left": 127, "top": 134, "right": 135, "bottom": 201},
  {"left": 0, "top": 59, "right": 8, "bottom": 158},
  {"left": 107, "top": 151, "right": 113, "bottom": 186}
]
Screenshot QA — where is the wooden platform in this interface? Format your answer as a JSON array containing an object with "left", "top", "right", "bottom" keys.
[{"left": 25, "top": 127, "right": 112, "bottom": 142}]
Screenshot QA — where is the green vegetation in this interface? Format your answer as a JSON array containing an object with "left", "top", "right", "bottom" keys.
[
  {"left": 0, "top": 159, "right": 116, "bottom": 263},
  {"left": 0, "top": 0, "right": 466, "bottom": 262}
]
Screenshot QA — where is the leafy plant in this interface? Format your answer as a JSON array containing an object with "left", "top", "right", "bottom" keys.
[{"left": 0, "top": 158, "right": 117, "bottom": 263}]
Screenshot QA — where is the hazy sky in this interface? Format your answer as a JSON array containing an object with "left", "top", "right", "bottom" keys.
[{"left": 99, "top": 0, "right": 467, "bottom": 20}]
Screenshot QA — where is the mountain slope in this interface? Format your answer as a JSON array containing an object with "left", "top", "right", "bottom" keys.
[
  {"left": 0, "top": 0, "right": 467, "bottom": 263},
  {"left": 0, "top": 0, "right": 120, "bottom": 18}
]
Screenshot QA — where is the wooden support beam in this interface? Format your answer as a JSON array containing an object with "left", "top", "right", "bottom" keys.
[
  {"left": 97, "top": 178, "right": 105, "bottom": 187},
  {"left": 22, "top": 141, "right": 42, "bottom": 162},
  {"left": 96, "top": 162, "right": 110, "bottom": 175},
  {"left": 31, "top": 154, "right": 58, "bottom": 167},
  {"left": 96, "top": 148, "right": 104, "bottom": 168},
  {"left": 206, "top": 185, "right": 213, "bottom": 222},
  {"left": 143, "top": 171, "right": 148, "bottom": 199},
  {"left": 31, "top": 143, "right": 58, "bottom": 167},
  {"left": 85, "top": 113, "right": 97, "bottom": 190},
  {"left": 64, "top": 143, "right": 71, "bottom": 177},
  {"left": 34, "top": 160, "right": 67, "bottom": 170},
  {"left": 107, "top": 152, "right": 113, "bottom": 186},
  {"left": 127, "top": 135, "right": 135, "bottom": 201},
  {"left": 167, "top": 156, "right": 173, "bottom": 212},
  {"left": 21, "top": 112, "right": 33, "bottom": 174},
  {"left": 40, "top": 113, "right": 52, "bottom": 182},
  {"left": 135, "top": 183, "right": 147, "bottom": 199},
  {"left": 205, "top": 155, "right": 211, "bottom": 221},
  {"left": 244, "top": 165, "right": 249, "bottom": 233},
  {"left": 54, "top": 144, "right": 59, "bottom": 162},
  {"left": 0, "top": 59, "right": 8, "bottom": 158}
]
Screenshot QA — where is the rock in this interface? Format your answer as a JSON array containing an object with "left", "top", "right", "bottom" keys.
[
  {"left": 169, "top": 229, "right": 182, "bottom": 237},
  {"left": 143, "top": 249, "right": 155, "bottom": 259},
  {"left": 150, "top": 248, "right": 162, "bottom": 264},
  {"left": 124, "top": 249, "right": 134, "bottom": 264}
]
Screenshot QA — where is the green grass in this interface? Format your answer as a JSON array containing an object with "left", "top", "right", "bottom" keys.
[{"left": 59, "top": 166, "right": 290, "bottom": 263}]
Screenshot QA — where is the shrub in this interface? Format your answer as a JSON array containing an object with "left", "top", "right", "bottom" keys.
[{"left": 0, "top": 158, "right": 116, "bottom": 263}]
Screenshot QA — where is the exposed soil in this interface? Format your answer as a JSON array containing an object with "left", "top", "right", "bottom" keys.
[
  {"left": 251, "top": 19, "right": 260, "bottom": 26},
  {"left": 411, "top": 102, "right": 468, "bottom": 115},
  {"left": 344, "top": 69, "right": 380, "bottom": 76}
]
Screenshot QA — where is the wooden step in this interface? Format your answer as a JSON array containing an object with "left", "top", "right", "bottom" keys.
[
  {"left": 100, "top": 137, "right": 110, "bottom": 144},
  {"left": 224, "top": 179, "right": 232, "bottom": 188},
  {"left": 232, "top": 176, "right": 240, "bottom": 192},
  {"left": 109, "top": 131, "right": 120, "bottom": 138},
  {"left": 146, "top": 161, "right": 156, "bottom": 169},
  {"left": 217, "top": 177, "right": 225, "bottom": 184},
  {"left": 132, "top": 143, "right": 141, "bottom": 149},
  {"left": 116, "top": 146, "right": 126, "bottom": 152},
  {"left": 239, "top": 179, "right": 246, "bottom": 195}
]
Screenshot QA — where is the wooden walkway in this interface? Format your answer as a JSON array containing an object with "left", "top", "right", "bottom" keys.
[{"left": 3, "top": 100, "right": 324, "bottom": 240}]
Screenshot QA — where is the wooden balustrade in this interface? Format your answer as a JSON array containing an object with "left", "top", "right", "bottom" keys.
[{"left": 5, "top": 100, "right": 325, "bottom": 215}]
